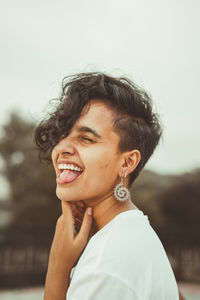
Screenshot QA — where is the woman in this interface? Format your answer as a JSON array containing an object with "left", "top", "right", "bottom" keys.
[{"left": 35, "top": 72, "right": 181, "bottom": 299}]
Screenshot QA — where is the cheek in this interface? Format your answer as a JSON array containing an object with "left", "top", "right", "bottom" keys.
[
  {"left": 96, "top": 154, "right": 118, "bottom": 178},
  {"left": 84, "top": 148, "right": 111, "bottom": 172},
  {"left": 97, "top": 148, "right": 119, "bottom": 172},
  {"left": 98, "top": 159, "right": 110, "bottom": 171},
  {"left": 81, "top": 147, "right": 119, "bottom": 182}
]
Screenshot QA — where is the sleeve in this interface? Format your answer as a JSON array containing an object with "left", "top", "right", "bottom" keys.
[{"left": 66, "top": 271, "right": 142, "bottom": 300}]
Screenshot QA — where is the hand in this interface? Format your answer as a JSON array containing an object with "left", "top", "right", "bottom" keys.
[
  {"left": 47, "top": 200, "right": 93, "bottom": 275},
  {"left": 71, "top": 201, "right": 97, "bottom": 239},
  {"left": 44, "top": 200, "right": 93, "bottom": 299}
]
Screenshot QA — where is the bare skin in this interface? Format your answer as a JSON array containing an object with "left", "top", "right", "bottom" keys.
[{"left": 44, "top": 201, "right": 93, "bottom": 300}]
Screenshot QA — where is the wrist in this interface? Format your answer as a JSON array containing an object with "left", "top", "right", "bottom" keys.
[
  {"left": 47, "top": 261, "right": 72, "bottom": 279},
  {"left": 44, "top": 271, "right": 70, "bottom": 300},
  {"left": 48, "top": 251, "right": 73, "bottom": 276}
]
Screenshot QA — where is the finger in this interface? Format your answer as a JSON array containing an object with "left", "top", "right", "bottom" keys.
[
  {"left": 61, "top": 201, "right": 75, "bottom": 237},
  {"left": 61, "top": 200, "right": 72, "bottom": 215},
  {"left": 76, "top": 207, "right": 93, "bottom": 246}
]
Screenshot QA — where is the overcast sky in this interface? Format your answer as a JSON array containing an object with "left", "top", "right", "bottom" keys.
[{"left": 1, "top": 0, "right": 200, "bottom": 176}]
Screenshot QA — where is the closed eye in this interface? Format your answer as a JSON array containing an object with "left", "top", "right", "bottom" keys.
[{"left": 80, "top": 136, "right": 95, "bottom": 143}]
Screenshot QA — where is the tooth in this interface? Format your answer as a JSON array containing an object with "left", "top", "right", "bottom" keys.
[{"left": 58, "top": 163, "right": 82, "bottom": 171}]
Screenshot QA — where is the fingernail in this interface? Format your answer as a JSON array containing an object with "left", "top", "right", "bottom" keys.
[{"left": 87, "top": 207, "right": 92, "bottom": 215}]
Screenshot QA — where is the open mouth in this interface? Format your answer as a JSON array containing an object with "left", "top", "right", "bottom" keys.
[{"left": 57, "top": 165, "right": 83, "bottom": 184}]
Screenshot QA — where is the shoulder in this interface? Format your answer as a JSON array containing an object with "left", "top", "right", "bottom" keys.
[
  {"left": 69, "top": 210, "right": 179, "bottom": 300},
  {"left": 100, "top": 210, "right": 166, "bottom": 263},
  {"left": 96, "top": 210, "right": 174, "bottom": 281}
]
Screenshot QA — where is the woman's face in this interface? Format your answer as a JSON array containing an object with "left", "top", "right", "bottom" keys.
[{"left": 52, "top": 100, "right": 123, "bottom": 206}]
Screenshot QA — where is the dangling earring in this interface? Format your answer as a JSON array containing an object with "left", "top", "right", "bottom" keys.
[{"left": 114, "top": 173, "right": 130, "bottom": 202}]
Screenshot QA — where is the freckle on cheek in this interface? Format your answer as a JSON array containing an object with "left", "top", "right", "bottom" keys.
[{"left": 99, "top": 161, "right": 110, "bottom": 169}]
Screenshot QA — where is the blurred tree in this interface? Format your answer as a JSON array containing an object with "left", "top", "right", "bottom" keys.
[
  {"left": 157, "top": 169, "right": 200, "bottom": 248},
  {"left": 131, "top": 168, "right": 200, "bottom": 248},
  {"left": 0, "top": 112, "right": 61, "bottom": 245},
  {"left": 130, "top": 170, "right": 177, "bottom": 229},
  {"left": 131, "top": 169, "right": 200, "bottom": 281}
]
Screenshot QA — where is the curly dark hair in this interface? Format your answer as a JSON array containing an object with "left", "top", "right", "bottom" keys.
[{"left": 34, "top": 72, "right": 162, "bottom": 187}]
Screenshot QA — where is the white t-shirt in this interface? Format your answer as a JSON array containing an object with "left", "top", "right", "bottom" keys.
[{"left": 67, "top": 209, "right": 179, "bottom": 300}]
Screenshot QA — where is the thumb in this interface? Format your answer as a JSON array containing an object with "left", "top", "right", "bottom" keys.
[{"left": 75, "top": 207, "right": 93, "bottom": 247}]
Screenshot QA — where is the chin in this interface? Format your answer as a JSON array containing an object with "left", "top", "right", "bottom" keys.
[
  {"left": 56, "top": 186, "right": 70, "bottom": 201},
  {"left": 56, "top": 185, "right": 79, "bottom": 202}
]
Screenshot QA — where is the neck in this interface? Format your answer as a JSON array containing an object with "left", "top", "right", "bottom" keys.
[{"left": 87, "top": 192, "right": 138, "bottom": 234}]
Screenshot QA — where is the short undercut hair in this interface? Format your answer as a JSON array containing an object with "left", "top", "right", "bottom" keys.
[{"left": 34, "top": 72, "right": 162, "bottom": 187}]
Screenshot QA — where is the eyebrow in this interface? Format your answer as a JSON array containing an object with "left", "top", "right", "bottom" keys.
[{"left": 76, "top": 125, "right": 102, "bottom": 139}]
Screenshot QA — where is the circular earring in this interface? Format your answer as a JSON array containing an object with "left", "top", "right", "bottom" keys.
[{"left": 114, "top": 174, "right": 130, "bottom": 202}]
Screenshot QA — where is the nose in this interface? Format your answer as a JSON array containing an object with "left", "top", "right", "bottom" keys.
[{"left": 54, "top": 136, "right": 76, "bottom": 156}]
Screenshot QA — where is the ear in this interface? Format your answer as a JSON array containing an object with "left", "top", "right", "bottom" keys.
[{"left": 119, "top": 149, "right": 141, "bottom": 177}]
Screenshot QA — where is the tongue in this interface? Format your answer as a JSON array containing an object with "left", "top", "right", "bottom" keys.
[{"left": 57, "top": 170, "right": 82, "bottom": 184}]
